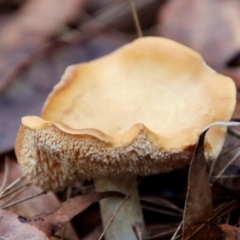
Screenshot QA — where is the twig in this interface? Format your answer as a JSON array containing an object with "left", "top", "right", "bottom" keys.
[
  {"left": 211, "top": 174, "right": 240, "bottom": 179},
  {"left": 0, "top": 157, "right": 10, "bottom": 192},
  {"left": 0, "top": 183, "right": 31, "bottom": 200},
  {"left": 0, "top": 175, "right": 25, "bottom": 196},
  {"left": 170, "top": 221, "right": 182, "bottom": 240},
  {"left": 145, "top": 228, "right": 180, "bottom": 240},
  {"left": 129, "top": 0, "right": 143, "bottom": 37},
  {"left": 0, "top": 186, "right": 27, "bottom": 208},
  {"left": 210, "top": 150, "right": 240, "bottom": 185},
  {"left": 220, "top": 143, "right": 240, "bottom": 156},
  {"left": 97, "top": 180, "right": 141, "bottom": 240},
  {"left": 2, "top": 191, "right": 46, "bottom": 209},
  {"left": 142, "top": 205, "right": 182, "bottom": 217},
  {"left": 228, "top": 127, "right": 240, "bottom": 138}
]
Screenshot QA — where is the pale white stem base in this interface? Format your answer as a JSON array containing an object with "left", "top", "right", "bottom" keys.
[{"left": 94, "top": 175, "right": 146, "bottom": 240}]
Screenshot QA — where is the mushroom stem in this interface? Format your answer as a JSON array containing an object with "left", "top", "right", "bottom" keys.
[{"left": 94, "top": 175, "right": 146, "bottom": 240}]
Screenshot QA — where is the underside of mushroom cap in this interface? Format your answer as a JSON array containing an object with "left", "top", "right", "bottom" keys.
[
  {"left": 16, "top": 116, "right": 197, "bottom": 190},
  {"left": 15, "top": 37, "right": 236, "bottom": 191}
]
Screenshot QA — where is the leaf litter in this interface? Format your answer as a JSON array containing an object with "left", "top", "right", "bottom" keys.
[
  {"left": 1, "top": 1, "right": 240, "bottom": 239},
  {"left": 182, "top": 122, "right": 240, "bottom": 240},
  {"left": 0, "top": 191, "right": 123, "bottom": 239}
]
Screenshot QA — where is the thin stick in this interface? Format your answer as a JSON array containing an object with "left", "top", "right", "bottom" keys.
[
  {"left": 97, "top": 181, "right": 140, "bottom": 240},
  {"left": 2, "top": 191, "right": 46, "bottom": 209},
  {"left": 211, "top": 150, "right": 240, "bottom": 185},
  {"left": 0, "top": 183, "right": 31, "bottom": 200},
  {"left": 170, "top": 221, "right": 182, "bottom": 240},
  {"left": 228, "top": 127, "right": 240, "bottom": 138},
  {"left": 0, "top": 157, "right": 10, "bottom": 192},
  {"left": 0, "top": 175, "right": 25, "bottom": 196},
  {"left": 129, "top": 0, "right": 143, "bottom": 37},
  {"left": 0, "top": 186, "right": 28, "bottom": 208},
  {"left": 211, "top": 174, "right": 240, "bottom": 179},
  {"left": 220, "top": 143, "right": 240, "bottom": 156}
]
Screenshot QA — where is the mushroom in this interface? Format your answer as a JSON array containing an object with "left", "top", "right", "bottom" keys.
[{"left": 15, "top": 37, "right": 236, "bottom": 240}]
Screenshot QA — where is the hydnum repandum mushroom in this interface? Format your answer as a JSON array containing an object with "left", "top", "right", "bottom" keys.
[{"left": 15, "top": 37, "right": 236, "bottom": 240}]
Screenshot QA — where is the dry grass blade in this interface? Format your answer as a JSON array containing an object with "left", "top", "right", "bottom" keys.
[
  {"left": 228, "top": 127, "right": 240, "bottom": 138},
  {"left": 220, "top": 143, "right": 240, "bottom": 156},
  {"left": 0, "top": 157, "right": 9, "bottom": 192},
  {"left": 213, "top": 200, "right": 238, "bottom": 220},
  {"left": 129, "top": 0, "right": 143, "bottom": 37},
  {"left": 0, "top": 175, "right": 25, "bottom": 196},
  {"left": 142, "top": 205, "right": 182, "bottom": 217},
  {"left": 147, "top": 223, "right": 180, "bottom": 236},
  {"left": 1, "top": 190, "right": 46, "bottom": 209},
  {"left": 141, "top": 195, "right": 183, "bottom": 213},
  {"left": 0, "top": 183, "right": 31, "bottom": 200},
  {"left": 82, "top": 0, "right": 157, "bottom": 32},
  {"left": 145, "top": 226, "right": 181, "bottom": 240},
  {"left": 29, "top": 191, "right": 123, "bottom": 238},
  {"left": 171, "top": 221, "right": 183, "bottom": 240},
  {"left": 212, "top": 174, "right": 240, "bottom": 179},
  {"left": 209, "top": 123, "right": 240, "bottom": 181},
  {"left": 210, "top": 150, "right": 240, "bottom": 185}
]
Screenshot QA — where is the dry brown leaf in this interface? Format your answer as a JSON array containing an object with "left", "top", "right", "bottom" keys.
[
  {"left": 0, "top": 158, "right": 123, "bottom": 239},
  {"left": 0, "top": 0, "right": 85, "bottom": 47},
  {"left": 28, "top": 191, "right": 123, "bottom": 238},
  {"left": 159, "top": 0, "right": 240, "bottom": 69},
  {"left": 0, "top": 209, "right": 49, "bottom": 240},
  {"left": 182, "top": 127, "right": 215, "bottom": 239},
  {"left": 220, "top": 224, "right": 240, "bottom": 240},
  {"left": 0, "top": 0, "right": 85, "bottom": 92},
  {"left": 0, "top": 158, "right": 79, "bottom": 240},
  {"left": 182, "top": 122, "right": 240, "bottom": 239}
]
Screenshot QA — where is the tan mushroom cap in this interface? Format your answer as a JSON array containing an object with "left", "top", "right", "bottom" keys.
[{"left": 15, "top": 37, "right": 236, "bottom": 191}]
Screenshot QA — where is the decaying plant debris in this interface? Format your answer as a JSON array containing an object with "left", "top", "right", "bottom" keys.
[{"left": 1, "top": 1, "right": 240, "bottom": 240}]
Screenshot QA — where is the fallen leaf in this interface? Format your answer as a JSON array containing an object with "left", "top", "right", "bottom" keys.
[
  {"left": 159, "top": 0, "right": 240, "bottom": 69},
  {"left": 28, "top": 191, "right": 123, "bottom": 237},
  {"left": 0, "top": 0, "right": 85, "bottom": 92},
  {"left": 0, "top": 209, "right": 49, "bottom": 240},
  {"left": 0, "top": 158, "right": 79, "bottom": 240},
  {"left": 182, "top": 122, "right": 240, "bottom": 239},
  {"left": 182, "top": 126, "right": 214, "bottom": 239},
  {"left": 220, "top": 224, "right": 240, "bottom": 240}
]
